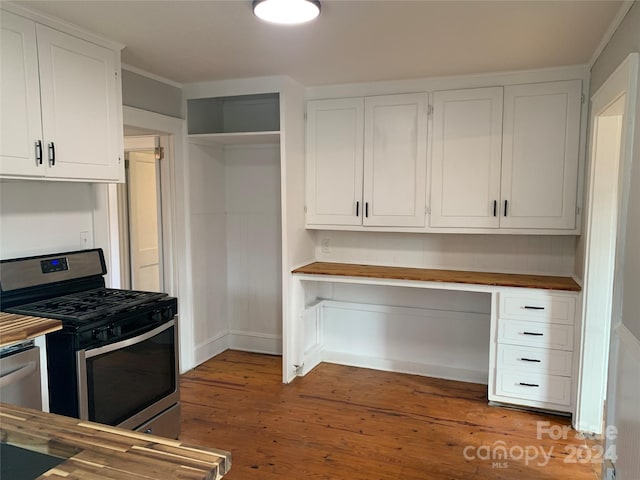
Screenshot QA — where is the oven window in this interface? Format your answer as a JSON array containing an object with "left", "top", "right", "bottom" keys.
[{"left": 85, "top": 326, "right": 176, "bottom": 426}]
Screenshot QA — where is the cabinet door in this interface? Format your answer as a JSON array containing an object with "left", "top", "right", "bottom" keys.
[
  {"left": 37, "top": 24, "right": 122, "bottom": 181},
  {"left": 363, "top": 93, "right": 427, "bottom": 227},
  {"left": 430, "top": 87, "right": 503, "bottom": 228},
  {"left": 305, "top": 98, "right": 364, "bottom": 226},
  {"left": 500, "top": 80, "right": 581, "bottom": 229},
  {"left": 0, "top": 12, "right": 44, "bottom": 178}
]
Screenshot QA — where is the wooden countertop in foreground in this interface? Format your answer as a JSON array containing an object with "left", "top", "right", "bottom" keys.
[
  {"left": 0, "top": 403, "right": 231, "bottom": 480},
  {"left": 292, "top": 262, "right": 581, "bottom": 292},
  {"left": 0, "top": 312, "right": 63, "bottom": 348}
]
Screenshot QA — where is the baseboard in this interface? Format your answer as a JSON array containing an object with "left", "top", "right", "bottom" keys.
[
  {"left": 229, "top": 330, "right": 282, "bottom": 355},
  {"left": 194, "top": 331, "right": 229, "bottom": 366},
  {"left": 321, "top": 350, "right": 489, "bottom": 385}
]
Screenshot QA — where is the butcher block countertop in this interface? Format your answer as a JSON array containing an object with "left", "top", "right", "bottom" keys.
[
  {"left": 292, "top": 262, "right": 581, "bottom": 292},
  {"left": 0, "top": 403, "right": 231, "bottom": 480},
  {"left": 0, "top": 312, "right": 63, "bottom": 348}
]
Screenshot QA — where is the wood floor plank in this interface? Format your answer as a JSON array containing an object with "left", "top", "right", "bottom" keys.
[{"left": 180, "top": 350, "right": 600, "bottom": 480}]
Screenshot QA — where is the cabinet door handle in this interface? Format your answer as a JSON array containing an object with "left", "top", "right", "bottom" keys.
[
  {"left": 504, "top": 200, "right": 508, "bottom": 217},
  {"left": 519, "top": 382, "right": 539, "bottom": 387},
  {"left": 520, "top": 357, "right": 541, "bottom": 363},
  {"left": 523, "top": 331, "right": 544, "bottom": 336},
  {"left": 356, "top": 201, "right": 360, "bottom": 217},
  {"left": 493, "top": 200, "right": 497, "bottom": 217},
  {"left": 48, "top": 142, "right": 56, "bottom": 166},
  {"left": 365, "top": 202, "right": 369, "bottom": 218},
  {"left": 524, "top": 305, "right": 545, "bottom": 310},
  {"left": 35, "top": 140, "right": 43, "bottom": 165}
]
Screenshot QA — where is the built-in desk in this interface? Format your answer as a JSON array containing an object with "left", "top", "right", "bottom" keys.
[
  {"left": 290, "top": 262, "right": 582, "bottom": 417},
  {"left": 292, "top": 262, "right": 581, "bottom": 291}
]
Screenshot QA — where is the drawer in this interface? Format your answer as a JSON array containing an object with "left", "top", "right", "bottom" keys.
[
  {"left": 499, "top": 319, "right": 573, "bottom": 350},
  {"left": 499, "top": 292, "right": 576, "bottom": 325},
  {"left": 497, "top": 344, "right": 573, "bottom": 376},
  {"left": 496, "top": 371, "right": 572, "bottom": 406}
]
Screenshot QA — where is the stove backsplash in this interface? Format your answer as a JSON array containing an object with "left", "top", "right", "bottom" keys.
[{"left": 0, "top": 181, "right": 95, "bottom": 259}]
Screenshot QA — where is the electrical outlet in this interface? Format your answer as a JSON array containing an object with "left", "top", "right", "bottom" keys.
[
  {"left": 320, "top": 238, "right": 331, "bottom": 254},
  {"left": 80, "top": 231, "right": 90, "bottom": 249}
]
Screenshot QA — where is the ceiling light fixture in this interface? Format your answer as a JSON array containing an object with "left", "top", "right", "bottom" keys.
[{"left": 252, "top": 0, "right": 321, "bottom": 25}]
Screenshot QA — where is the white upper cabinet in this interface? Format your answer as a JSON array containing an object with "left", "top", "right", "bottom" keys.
[
  {"left": 363, "top": 93, "right": 428, "bottom": 227},
  {"left": 429, "top": 80, "right": 582, "bottom": 231},
  {"left": 0, "top": 11, "right": 43, "bottom": 177},
  {"left": 430, "top": 87, "right": 503, "bottom": 228},
  {"left": 305, "top": 93, "right": 427, "bottom": 228},
  {"left": 500, "top": 80, "right": 581, "bottom": 229},
  {"left": 305, "top": 98, "right": 364, "bottom": 226},
  {"left": 0, "top": 10, "right": 123, "bottom": 182}
]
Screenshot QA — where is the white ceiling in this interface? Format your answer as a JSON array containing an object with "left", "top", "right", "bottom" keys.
[{"left": 16, "top": 0, "right": 625, "bottom": 87}]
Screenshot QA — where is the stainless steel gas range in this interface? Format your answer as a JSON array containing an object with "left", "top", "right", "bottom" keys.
[{"left": 0, "top": 249, "right": 180, "bottom": 439}]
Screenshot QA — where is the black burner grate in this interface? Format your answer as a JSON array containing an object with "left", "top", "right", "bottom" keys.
[{"left": 5, "top": 288, "right": 166, "bottom": 323}]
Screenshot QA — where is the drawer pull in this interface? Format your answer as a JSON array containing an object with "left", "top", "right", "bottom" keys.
[
  {"left": 523, "top": 331, "right": 544, "bottom": 336},
  {"left": 519, "top": 382, "right": 539, "bottom": 388},
  {"left": 520, "top": 357, "right": 541, "bottom": 363},
  {"left": 524, "top": 305, "right": 545, "bottom": 310}
]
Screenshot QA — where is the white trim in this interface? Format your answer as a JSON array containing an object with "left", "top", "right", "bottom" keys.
[
  {"left": 33, "top": 336, "right": 49, "bottom": 412},
  {"left": 321, "top": 351, "right": 488, "bottom": 385},
  {"left": 119, "top": 106, "right": 192, "bottom": 371},
  {"left": 575, "top": 52, "right": 639, "bottom": 434},
  {"left": 1, "top": 1, "right": 125, "bottom": 50},
  {"left": 122, "top": 64, "right": 183, "bottom": 89},
  {"left": 589, "top": 1, "right": 636, "bottom": 67},
  {"left": 228, "top": 331, "right": 283, "bottom": 355},
  {"left": 193, "top": 331, "right": 229, "bottom": 368}
]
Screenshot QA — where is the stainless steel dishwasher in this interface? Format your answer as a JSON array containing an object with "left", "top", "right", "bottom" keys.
[{"left": 0, "top": 341, "right": 42, "bottom": 410}]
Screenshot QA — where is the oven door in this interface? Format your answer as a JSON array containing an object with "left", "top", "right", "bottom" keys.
[{"left": 76, "top": 319, "right": 179, "bottom": 430}]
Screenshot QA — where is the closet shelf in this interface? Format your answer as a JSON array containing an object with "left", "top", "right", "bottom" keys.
[{"left": 188, "top": 131, "right": 280, "bottom": 146}]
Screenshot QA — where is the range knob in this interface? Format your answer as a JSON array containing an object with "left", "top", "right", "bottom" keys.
[
  {"left": 161, "top": 307, "right": 174, "bottom": 320},
  {"left": 93, "top": 328, "right": 109, "bottom": 342},
  {"left": 151, "top": 310, "right": 162, "bottom": 323}
]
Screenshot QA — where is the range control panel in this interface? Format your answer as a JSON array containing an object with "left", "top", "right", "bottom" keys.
[{"left": 41, "top": 257, "right": 69, "bottom": 274}]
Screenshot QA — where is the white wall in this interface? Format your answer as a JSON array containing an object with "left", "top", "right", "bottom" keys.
[
  {"left": 225, "top": 144, "right": 282, "bottom": 353},
  {"left": 316, "top": 231, "right": 577, "bottom": 276},
  {"left": 188, "top": 142, "right": 229, "bottom": 365},
  {"left": 0, "top": 180, "right": 95, "bottom": 258}
]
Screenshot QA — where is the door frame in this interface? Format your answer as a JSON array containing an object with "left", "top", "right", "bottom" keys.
[
  {"left": 107, "top": 106, "right": 194, "bottom": 373},
  {"left": 575, "top": 53, "right": 638, "bottom": 434}
]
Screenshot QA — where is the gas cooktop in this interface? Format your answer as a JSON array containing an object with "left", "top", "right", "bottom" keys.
[{"left": 5, "top": 288, "right": 167, "bottom": 323}]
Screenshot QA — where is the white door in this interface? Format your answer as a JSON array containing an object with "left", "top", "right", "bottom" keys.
[
  {"left": 127, "top": 150, "right": 162, "bottom": 292},
  {"left": 363, "top": 93, "right": 427, "bottom": 227},
  {"left": 305, "top": 98, "right": 364, "bottom": 226},
  {"left": 430, "top": 87, "right": 503, "bottom": 228},
  {"left": 0, "top": 12, "right": 43, "bottom": 178},
  {"left": 500, "top": 80, "right": 581, "bottom": 229},
  {"left": 36, "top": 24, "right": 121, "bottom": 181}
]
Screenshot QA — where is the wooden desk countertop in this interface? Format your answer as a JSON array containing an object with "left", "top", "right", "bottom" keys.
[
  {"left": 292, "top": 262, "right": 581, "bottom": 292},
  {"left": 0, "top": 403, "right": 231, "bottom": 480},
  {"left": 0, "top": 312, "right": 63, "bottom": 348}
]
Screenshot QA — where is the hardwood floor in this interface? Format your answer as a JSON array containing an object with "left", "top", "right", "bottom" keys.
[{"left": 179, "top": 350, "right": 601, "bottom": 480}]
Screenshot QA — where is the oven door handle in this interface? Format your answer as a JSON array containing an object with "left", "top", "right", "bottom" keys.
[
  {"left": 77, "top": 319, "right": 175, "bottom": 421},
  {"left": 85, "top": 319, "right": 175, "bottom": 359}
]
